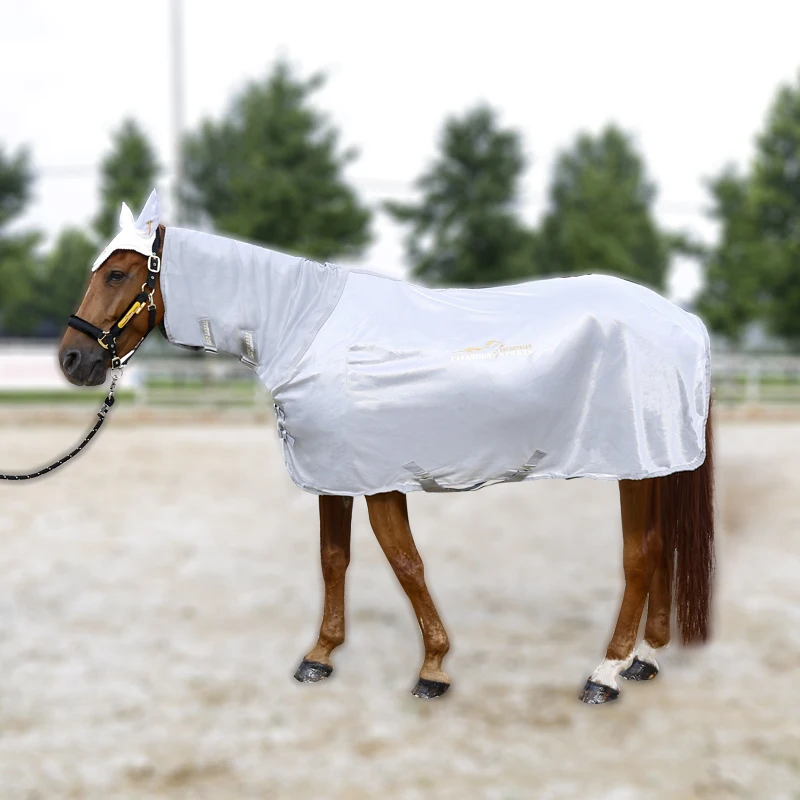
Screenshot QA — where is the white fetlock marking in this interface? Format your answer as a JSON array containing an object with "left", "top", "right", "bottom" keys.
[
  {"left": 589, "top": 654, "right": 633, "bottom": 691},
  {"left": 634, "top": 640, "right": 661, "bottom": 670}
]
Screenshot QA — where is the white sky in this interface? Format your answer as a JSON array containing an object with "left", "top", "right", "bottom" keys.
[{"left": 2, "top": 0, "right": 800, "bottom": 301}]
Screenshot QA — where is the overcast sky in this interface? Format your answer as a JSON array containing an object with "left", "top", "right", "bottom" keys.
[{"left": 2, "top": 0, "right": 800, "bottom": 300}]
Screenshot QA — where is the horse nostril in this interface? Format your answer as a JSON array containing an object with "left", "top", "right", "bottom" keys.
[{"left": 62, "top": 349, "right": 82, "bottom": 375}]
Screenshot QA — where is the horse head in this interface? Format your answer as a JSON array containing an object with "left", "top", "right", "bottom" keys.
[{"left": 58, "top": 191, "right": 165, "bottom": 386}]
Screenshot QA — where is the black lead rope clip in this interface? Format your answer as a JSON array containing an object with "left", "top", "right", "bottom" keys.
[{"left": 98, "top": 373, "right": 120, "bottom": 420}]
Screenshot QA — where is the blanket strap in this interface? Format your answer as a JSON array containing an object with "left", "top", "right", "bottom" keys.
[
  {"left": 273, "top": 403, "right": 295, "bottom": 446},
  {"left": 403, "top": 449, "right": 547, "bottom": 493}
]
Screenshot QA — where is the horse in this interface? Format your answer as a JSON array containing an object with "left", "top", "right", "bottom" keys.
[{"left": 58, "top": 192, "right": 714, "bottom": 704}]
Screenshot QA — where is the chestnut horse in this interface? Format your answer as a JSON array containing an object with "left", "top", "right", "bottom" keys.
[{"left": 58, "top": 224, "right": 714, "bottom": 704}]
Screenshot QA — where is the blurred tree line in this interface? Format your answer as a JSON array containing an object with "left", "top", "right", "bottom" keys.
[
  {"left": 3, "top": 61, "right": 800, "bottom": 347},
  {"left": 0, "top": 62, "right": 370, "bottom": 338},
  {"left": 0, "top": 121, "right": 160, "bottom": 337}
]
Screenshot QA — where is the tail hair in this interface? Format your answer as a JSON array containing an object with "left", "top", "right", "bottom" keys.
[{"left": 658, "top": 402, "right": 715, "bottom": 644}]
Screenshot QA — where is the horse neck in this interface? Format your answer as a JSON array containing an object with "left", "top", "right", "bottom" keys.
[{"left": 161, "top": 227, "right": 348, "bottom": 390}]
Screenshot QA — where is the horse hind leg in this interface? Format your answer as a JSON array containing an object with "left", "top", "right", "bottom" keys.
[
  {"left": 295, "top": 495, "right": 353, "bottom": 683},
  {"left": 620, "top": 475, "right": 672, "bottom": 681},
  {"left": 620, "top": 538, "right": 670, "bottom": 682},
  {"left": 580, "top": 478, "right": 659, "bottom": 704}
]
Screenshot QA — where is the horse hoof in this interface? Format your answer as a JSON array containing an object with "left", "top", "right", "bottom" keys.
[
  {"left": 579, "top": 679, "right": 620, "bottom": 704},
  {"left": 412, "top": 678, "right": 450, "bottom": 699},
  {"left": 294, "top": 660, "right": 333, "bottom": 683},
  {"left": 620, "top": 657, "right": 659, "bottom": 681}
]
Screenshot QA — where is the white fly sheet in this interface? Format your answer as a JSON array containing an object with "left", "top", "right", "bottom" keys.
[{"left": 159, "top": 228, "right": 711, "bottom": 497}]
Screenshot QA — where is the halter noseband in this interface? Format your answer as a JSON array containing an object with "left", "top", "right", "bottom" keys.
[{"left": 67, "top": 228, "right": 162, "bottom": 370}]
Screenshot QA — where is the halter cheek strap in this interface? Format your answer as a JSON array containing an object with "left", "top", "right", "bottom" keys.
[{"left": 68, "top": 228, "right": 162, "bottom": 369}]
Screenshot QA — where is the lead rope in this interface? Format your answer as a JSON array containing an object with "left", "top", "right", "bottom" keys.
[{"left": 0, "top": 368, "right": 121, "bottom": 481}]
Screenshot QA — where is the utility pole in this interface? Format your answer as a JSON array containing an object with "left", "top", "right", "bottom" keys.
[{"left": 170, "top": 0, "right": 185, "bottom": 225}]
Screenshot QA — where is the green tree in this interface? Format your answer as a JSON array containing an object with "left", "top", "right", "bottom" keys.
[
  {"left": 0, "top": 143, "right": 42, "bottom": 337},
  {"left": 35, "top": 228, "right": 97, "bottom": 336},
  {"left": 0, "top": 144, "right": 32, "bottom": 230},
  {"left": 696, "top": 168, "right": 778, "bottom": 343},
  {"left": 537, "top": 125, "right": 669, "bottom": 289},
  {"left": 182, "top": 60, "right": 371, "bottom": 261},
  {"left": 696, "top": 73, "right": 800, "bottom": 346},
  {"left": 95, "top": 119, "right": 160, "bottom": 240},
  {"left": 0, "top": 235, "right": 42, "bottom": 336},
  {"left": 749, "top": 75, "right": 800, "bottom": 342},
  {"left": 385, "top": 104, "right": 532, "bottom": 286}
]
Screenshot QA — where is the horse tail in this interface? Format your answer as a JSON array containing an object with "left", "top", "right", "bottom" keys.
[{"left": 658, "top": 401, "right": 715, "bottom": 645}]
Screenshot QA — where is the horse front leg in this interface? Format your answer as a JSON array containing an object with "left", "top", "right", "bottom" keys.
[
  {"left": 295, "top": 495, "right": 353, "bottom": 683},
  {"left": 366, "top": 491, "right": 451, "bottom": 698},
  {"left": 580, "top": 478, "right": 658, "bottom": 704}
]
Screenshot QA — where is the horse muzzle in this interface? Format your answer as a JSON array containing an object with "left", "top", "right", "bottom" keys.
[{"left": 59, "top": 343, "right": 108, "bottom": 387}]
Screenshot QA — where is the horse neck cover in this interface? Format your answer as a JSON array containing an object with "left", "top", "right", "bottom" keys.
[{"left": 159, "top": 226, "right": 712, "bottom": 497}]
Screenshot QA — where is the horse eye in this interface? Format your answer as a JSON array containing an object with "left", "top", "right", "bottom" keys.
[{"left": 107, "top": 270, "right": 125, "bottom": 284}]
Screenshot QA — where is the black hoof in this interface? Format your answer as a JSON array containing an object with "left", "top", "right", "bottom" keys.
[
  {"left": 412, "top": 678, "right": 450, "bottom": 699},
  {"left": 620, "top": 657, "right": 659, "bottom": 682},
  {"left": 294, "top": 660, "right": 333, "bottom": 683},
  {"left": 579, "top": 679, "right": 620, "bottom": 704}
]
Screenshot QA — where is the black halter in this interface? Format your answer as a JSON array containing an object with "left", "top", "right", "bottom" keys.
[
  {"left": 0, "top": 231, "right": 162, "bottom": 481},
  {"left": 67, "top": 227, "right": 162, "bottom": 369}
]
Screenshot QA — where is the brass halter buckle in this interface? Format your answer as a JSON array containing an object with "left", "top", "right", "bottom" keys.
[{"left": 118, "top": 300, "right": 146, "bottom": 330}]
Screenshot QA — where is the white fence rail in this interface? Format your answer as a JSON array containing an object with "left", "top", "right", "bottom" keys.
[{"left": 711, "top": 353, "right": 800, "bottom": 404}]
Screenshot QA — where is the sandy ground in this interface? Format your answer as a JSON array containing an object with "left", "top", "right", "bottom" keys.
[{"left": 0, "top": 416, "right": 798, "bottom": 799}]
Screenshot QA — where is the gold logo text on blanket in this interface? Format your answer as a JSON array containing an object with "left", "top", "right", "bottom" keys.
[{"left": 451, "top": 340, "right": 532, "bottom": 361}]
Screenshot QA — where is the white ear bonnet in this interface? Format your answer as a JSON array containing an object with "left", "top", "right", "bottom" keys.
[{"left": 92, "top": 189, "right": 160, "bottom": 271}]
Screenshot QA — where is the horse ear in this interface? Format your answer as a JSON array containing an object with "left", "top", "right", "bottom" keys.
[
  {"left": 119, "top": 202, "right": 135, "bottom": 229},
  {"left": 134, "top": 189, "right": 160, "bottom": 236}
]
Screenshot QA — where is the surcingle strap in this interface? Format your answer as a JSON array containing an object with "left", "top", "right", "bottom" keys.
[
  {"left": 402, "top": 461, "right": 454, "bottom": 493},
  {"left": 198, "top": 318, "right": 217, "bottom": 353},
  {"left": 403, "top": 449, "right": 547, "bottom": 493},
  {"left": 501, "top": 449, "right": 549, "bottom": 482},
  {"left": 240, "top": 330, "right": 257, "bottom": 368}
]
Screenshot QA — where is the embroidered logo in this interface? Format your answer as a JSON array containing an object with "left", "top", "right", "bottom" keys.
[{"left": 451, "top": 340, "right": 532, "bottom": 361}]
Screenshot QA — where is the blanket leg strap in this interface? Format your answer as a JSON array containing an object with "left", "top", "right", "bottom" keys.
[{"left": 403, "top": 449, "right": 547, "bottom": 493}]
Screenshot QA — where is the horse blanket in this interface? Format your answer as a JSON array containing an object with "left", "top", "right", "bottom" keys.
[{"left": 160, "top": 228, "right": 712, "bottom": 497}]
